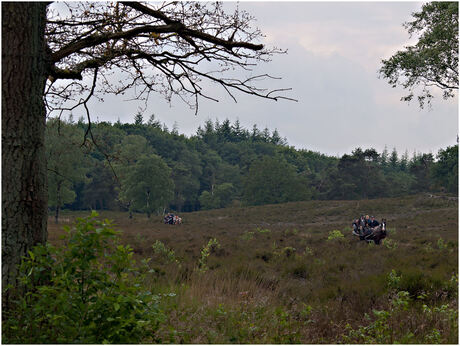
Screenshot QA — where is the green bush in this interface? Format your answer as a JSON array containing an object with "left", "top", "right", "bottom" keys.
[
  {"left": 388, "top": 268, "right": 445, "bottom": 300},
  {"left": 342, "top": 291, "right": 412, "bottom": 343},
  {"left": 327, "top": 230, "right": 344, "bottom": 241},
  {"left": 3, "top": 212, "right": 165, "bottom": 344},
  {"left": 152, "top": 240, "right": 179, "bottom": 264},
  {"left": 387, "top": 269, "right": 402, "bottom": 290},
  {"left": 399, "top": 271, "right": 443, "bottom": 299}
]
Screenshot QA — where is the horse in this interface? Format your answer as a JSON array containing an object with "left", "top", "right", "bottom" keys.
[{"left": 370, "top": 218, "right": 387, "bottom": 245}]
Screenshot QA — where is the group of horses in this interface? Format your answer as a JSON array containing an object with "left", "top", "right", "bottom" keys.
[{"left": 352, "top": 218, "right": 387, "bottom": 245}]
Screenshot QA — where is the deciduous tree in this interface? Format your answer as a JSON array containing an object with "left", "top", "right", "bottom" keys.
[
  {"left": 46, "top": 119, "right": 88, "bottom": 224},
  {"left": 243, "top": 156, "right": 311, "bottom": 206},
  {"left": 432, "top": 145, "right": 458, "bottom": 193},
  {"left": 2, "top": 3, "right": 49, "bottom": 301},
  {"left": 3, "top": 1, "right": 291, "bottom": 301},
  {"left": 119, "top": 154, "right": 174, "bottom": 218},
  {"left": 379, "top": 2, "right": 458, "bottom": 108}
]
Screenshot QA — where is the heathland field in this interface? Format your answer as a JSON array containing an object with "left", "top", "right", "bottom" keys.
[{"left": 49, "top": 194, "right": 458, "bottom": 343}]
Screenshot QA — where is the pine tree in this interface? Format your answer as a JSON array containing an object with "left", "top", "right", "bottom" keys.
[
  {"left": 134, "top": 111, "right": 143, "bottom": 125},
  {"left": 389, "top": 148, "right": 399, "bottom": 170},
  {"left": 147, "top": 113, "right": 161, "bottom": 128},
  {"left": 381, "top": 145, "right": 389, "bottom": 167}
]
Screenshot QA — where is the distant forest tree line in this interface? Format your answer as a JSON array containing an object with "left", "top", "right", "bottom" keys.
[{"left": 47, "top": 114, "right": 458, "bottom": 221}]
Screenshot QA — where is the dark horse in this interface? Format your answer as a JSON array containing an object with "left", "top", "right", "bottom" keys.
[{"left": 354, "top": 218, "right": 387, "bottom": 245}]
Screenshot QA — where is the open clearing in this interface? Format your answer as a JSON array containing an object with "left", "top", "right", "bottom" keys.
[{"left": 48, "top": 194, "right": 458, "bottom": 343}]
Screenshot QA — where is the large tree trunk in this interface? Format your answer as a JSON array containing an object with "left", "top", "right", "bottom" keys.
[{"left": 2, "top": 2, "right": 48, "bottom": 306}]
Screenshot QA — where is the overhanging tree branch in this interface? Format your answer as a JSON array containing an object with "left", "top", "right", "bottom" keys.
[
  {"left": 44, "top": 1, "right": 296, "bottom": 183},
  {"left": 379, "top": 1, "right": 458, "bottom": 108}
]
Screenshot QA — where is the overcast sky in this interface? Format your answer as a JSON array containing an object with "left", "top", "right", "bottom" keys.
[{"left": 80, "top": 1, "right": 458, "bottom": 157}]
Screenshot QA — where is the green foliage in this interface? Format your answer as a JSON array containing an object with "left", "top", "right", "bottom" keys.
[
  {"left": 46, "top": 118, "right": 88, "bottom": 219},
  {"left": 33, "top": 197, "right": 457, "bottom": 344},
  {"left": 170, "top": 151, "right": 202, "bottom": 212},
  {"left": 2, "top": 212, "right": 165, "bottom": 344},
  {"left": 423, "top": 238, "right": 454, "bottom": 253},
  {"left": 119, "top": 154, "right": 174, "bottom": 217},
  {"left": 240, "top": 228, "right": 271, "bottom": 244},
  {"left": 343, "top": 288, "right": 414, "bottom": 343},
  {"left": 273, "top": 246, "right": 296, "bottom": 259},
  {"left": 46, "top": 118, "right": 456, "bottom": 213},
  {"left": 432, "top": 145, "right": 458, "bottom": 193},
  {"left": 328, "top": 148, "right": 388, "bottom": 199},
  {"left": 198, "top": 238, "right": 221, "bottom": 272},
  {"left": 327, "top": 230, "right": 344, "bottom": 241},
  {"left": 83, "top": 162, "right": 118, "bottom": 210},
  {"left": 379, "top": 2, "right": 458, "bottom": 108},
  {"left": 384, "top": 238, "right": 398, "bottom": 250},
  {"left": 243, "top": 155, "right": 311, "bottom": 206},
  {"left": 199, "top": 183, "right": 236, "bottom": 210},
  {"left": 409, "top": 153, "right": 435, "bottom": 192},
  {"left": 384, "top": 171, "right": 415, "bottom": 196},
  {"left": 256, "top": 227, "right": 271, "bottom": 234},
  {"left": 134, "top": 111, "right": 144, "bottom": 125},
  {"left": 421, "top": 300, "right": 458, "bottom": 344},
  {"left": 387, "top": 269, "right": 402, "bottom": 290},
  {"left": 152, "top": 240, "right": 179, "bottom": 264},
  {"left": 437, "top": 237, "right": 448, "bottom": 250},
  {"left": 388, "top": 269, "right": 444, "bottom": 299},
  {"left": 424, "top": 328, "right": 442, "bottom": 343},
  {"left": 116, "top": 134, "right": 153, "bottom": 166},
  {"left": 198, "top": 190, "right": 217, "bottom": 210}
]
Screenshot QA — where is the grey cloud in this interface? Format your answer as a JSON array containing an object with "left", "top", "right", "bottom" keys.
[{"left": 69, "top": 2, "right": 457, "bottom": 157}]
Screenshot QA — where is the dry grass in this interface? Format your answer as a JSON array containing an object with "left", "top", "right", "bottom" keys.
[{"left": 48, "top": 194, "right": 458, "bottom": 343}]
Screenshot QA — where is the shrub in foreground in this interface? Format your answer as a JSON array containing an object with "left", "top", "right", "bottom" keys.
[{"left": 2, "top": 212, "right": 165, "bottom": 344}]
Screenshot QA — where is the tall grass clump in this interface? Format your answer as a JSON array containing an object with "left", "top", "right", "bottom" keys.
[{"left": 3, "top": 212, "right": 165, "bottom": 344}]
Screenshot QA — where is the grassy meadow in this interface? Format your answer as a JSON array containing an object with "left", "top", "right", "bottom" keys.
[{"left": 48, "top": 194, "right": 458, "bottom": 343}]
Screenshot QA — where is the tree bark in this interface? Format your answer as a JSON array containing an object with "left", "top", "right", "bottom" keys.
[{"left": 2, "top": 2, "right": 48, "bottom": 305}]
